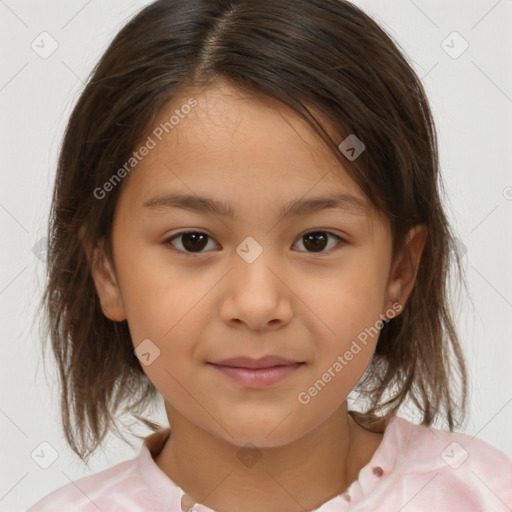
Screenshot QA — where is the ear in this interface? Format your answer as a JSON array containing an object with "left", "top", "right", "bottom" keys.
[
  {"left": 385, "top": 224, "right": 428, "bottom": 313},
  {"left": 87, "top": 239, "right": 127, "bottom": 322}
]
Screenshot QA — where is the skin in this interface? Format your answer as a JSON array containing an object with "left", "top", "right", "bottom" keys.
[{"left": 90, "top": 81, "right": 427, "bottom": 512}]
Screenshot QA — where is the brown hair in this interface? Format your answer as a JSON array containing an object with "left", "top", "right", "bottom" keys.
[{"left": 39, "top": 0, "right": 468, "bottom": 463}]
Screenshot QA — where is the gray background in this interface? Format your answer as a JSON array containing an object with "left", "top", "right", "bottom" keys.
[{"left": 1, "top": 0, "right": 511, "bottom": 510}]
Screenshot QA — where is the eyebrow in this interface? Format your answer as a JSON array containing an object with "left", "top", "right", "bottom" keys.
[{"left": 142, "top": 191, "right": 368, "bottom": 220}]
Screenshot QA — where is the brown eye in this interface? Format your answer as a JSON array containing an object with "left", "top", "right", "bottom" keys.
[
  {"left": 293, "top": 231, "right": 344, "bottom": 254},
  {"left": 166, "top": 231, "right": 219, "bottom": 254}
]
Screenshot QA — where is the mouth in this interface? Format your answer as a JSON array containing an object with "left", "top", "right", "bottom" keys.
[
  {"left": 207, "top": 357, "right": 306, "bottom": 388},
  {"left": 209, "top": 355, "right": 305, "bottom": 369}
]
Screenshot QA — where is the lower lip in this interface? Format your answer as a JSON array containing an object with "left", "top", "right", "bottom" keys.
[{"left": 208, "top": 363, "right": 304, "bottom": 388}]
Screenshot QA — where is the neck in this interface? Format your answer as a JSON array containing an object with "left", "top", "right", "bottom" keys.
[{"left": 154, "top": 402, "right": 383, "bottom": 512}]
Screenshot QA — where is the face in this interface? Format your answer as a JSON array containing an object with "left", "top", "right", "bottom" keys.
[{"left": 91, "top": 81, "right": 424, "bottom": 448}]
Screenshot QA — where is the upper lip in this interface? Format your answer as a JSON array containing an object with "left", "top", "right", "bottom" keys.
[{"left": 209, "top": 355, "right": 304, "bottom": 369}]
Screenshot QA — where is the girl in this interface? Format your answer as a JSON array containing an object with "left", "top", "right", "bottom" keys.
[{"left": 29, "top": 0, "right": 512, "bottom": 510}]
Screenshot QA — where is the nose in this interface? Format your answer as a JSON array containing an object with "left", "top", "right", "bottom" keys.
[{"left": 218, "top": 250, "right": 294, "bottom": 331}]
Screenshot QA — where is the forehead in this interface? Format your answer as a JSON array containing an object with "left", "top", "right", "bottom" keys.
[{"left": 120, "top": 81, "right": 372, "bottom": 216}]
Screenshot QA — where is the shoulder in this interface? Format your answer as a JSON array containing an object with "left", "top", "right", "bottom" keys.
[
  {"left": 26, "top": 428, "right": 179, "bottom": 512},
  {"left": 25, "top": 430, "right": 177, "bottom": 512},
  {"left": 378, "top": 416, "right": 512, "bottom": 509},
  {"left": 26, "top": 457, "right": 148, "bottom": 512}
]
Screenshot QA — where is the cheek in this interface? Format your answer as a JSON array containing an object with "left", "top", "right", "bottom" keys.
[
  {"left": 114, "top": 238, "right": 202, "bottom": 339},
  {"left": 296, "top": 254, "right": 387, "bottom": 393},
  {"left": 115, "top": 246, "right": 218, "bottom": 380},
  {"left": 300, "top": 257, "right": 387, "bottom": 338}
]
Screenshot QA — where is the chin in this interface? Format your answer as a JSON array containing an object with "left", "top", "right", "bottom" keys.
[{"left": 216, "top": 416, "right": 312, "bottom": 449}]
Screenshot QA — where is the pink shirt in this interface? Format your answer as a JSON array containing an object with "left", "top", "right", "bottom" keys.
[{"left": 27, "top": 416, "right": 512, "bottom": 511}]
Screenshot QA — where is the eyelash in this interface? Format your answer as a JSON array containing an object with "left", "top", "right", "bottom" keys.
[{"left": 163, "top": 230, "right": 346, "bottom": 256}]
